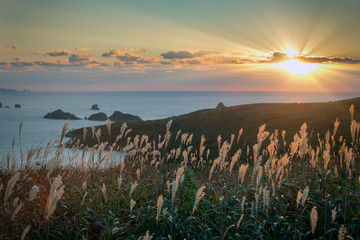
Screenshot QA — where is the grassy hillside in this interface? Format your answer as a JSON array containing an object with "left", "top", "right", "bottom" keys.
[
  {"left": 2, "top": 97, "right": 360, "bottom": 239},
  {"left": 67, "top": 97, "right": 360, "bottom": 152}
]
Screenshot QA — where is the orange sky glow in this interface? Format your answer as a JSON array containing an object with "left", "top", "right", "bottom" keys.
[{"left": 1, "top": 0, "right": 359, "bottom": 91}]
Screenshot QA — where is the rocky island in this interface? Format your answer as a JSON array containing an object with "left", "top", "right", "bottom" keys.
[
  {"left": 44, "top": 109, "right": 80, "bottom": 120},
  {"left": 91, "top": 104, "right": 100, "bottom": 110},
  {"left": 88, "top": 112, "right": 108, "bottom": 121}
]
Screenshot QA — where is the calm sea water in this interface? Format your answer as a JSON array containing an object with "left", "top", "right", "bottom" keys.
[{"left": 1, "top": 91, "right": 360, "bottom": 156}]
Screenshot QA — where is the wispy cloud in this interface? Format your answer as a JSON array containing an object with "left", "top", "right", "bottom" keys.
[
  {"left": 137, "top": 46, "right": 147, "bottom": 52},
  {"left": 102, "top": 49, "right": 127, "bottom": 57},
  {"left": 44, "top": 48, "right": 89, "bottom": 57},
  {"left": 2, "top": 45, "right": 19, "bottom": 51}
]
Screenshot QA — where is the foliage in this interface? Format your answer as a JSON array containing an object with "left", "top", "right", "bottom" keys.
[{"left": 1, "top": 102, "right": 360, "bottom": 239}]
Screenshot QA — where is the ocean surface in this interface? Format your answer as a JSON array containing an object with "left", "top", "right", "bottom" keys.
[{"left": 1, "top": 91, "right": 360, "bottom": 157}]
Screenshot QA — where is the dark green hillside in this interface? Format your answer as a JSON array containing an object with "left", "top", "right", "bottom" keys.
[{"left": 66, "top": 97, "right": 360, "bottom": 151}]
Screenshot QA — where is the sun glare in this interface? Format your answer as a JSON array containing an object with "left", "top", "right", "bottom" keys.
[
  {"left": 285, "top": 48, "right": 297, "bottom": 58},
  {"left": 276, "top": 59, "right": 318, "bottom": 75}
]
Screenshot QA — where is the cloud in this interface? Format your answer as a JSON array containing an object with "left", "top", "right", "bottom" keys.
[
  {"left": 34, "top": 54, "right": 110, "bottom": 69},
  {"left": 161, "top": 50, "right": 198, "bottom": 59},
  {"left": 10, "top": 61, "right": 33, "bottom": 67},
  {"left": 265, "top": 52, "right": 289, "bottom": 63},
  {"left": 115, "top": 52, "right": 158, "bottom": 65},
  {"left": 35, "top": 61, "right": 70, "bottom": 68},
  {"left": 187, "top": 60, "right": 201, "bottom": 64},
  {"left": 160, "top": 50, "right": 220, "bottom": 59},
  {"left": 74, "top": 47, "right": 89, "bottom": 51},
  {"left": 2, "top": 45, "right": 19, "bottom": 51},
  {"left": 261, "top": 51, "right": 360, "bottom": 65},
  {"left": 159, "top": 61, "right": 173, "bottom": 65},
  {"left": 296, "top": 56, "right": 360, "bottom": 64},
  {"left": 34, "top": 60, "right": 110, "bottom": 69},
  {"left": 45, "top": 49, "right": 71, "bottom": 57},
  {"left": 68, "top": 54, "right": 92, "bottom": 63},
  {"left": 43, "top": 48, "right": 88, "bottom": 57},
  {"left": 12, "top": 57, "right": 23, "bottom": 61},
  {"left": 0, "top": 60, "right": 34, "bottom": 70},
  {"left": 102, "top": 47, "right": 148, "bottom": 57},
  {"left": 137, "top": 46, "right": 148, "bottom": 52},
  {"left": 102, "top": 49, "right": 127, "bottom": 57}
]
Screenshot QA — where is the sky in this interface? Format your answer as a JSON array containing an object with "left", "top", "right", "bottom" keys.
[{"left": 0, "top": 0, "right": 360, "bottom": 92}]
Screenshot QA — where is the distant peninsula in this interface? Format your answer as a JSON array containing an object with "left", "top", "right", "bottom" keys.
[{"left": 0, "top": 88, "right": 31, "bottom": 93}]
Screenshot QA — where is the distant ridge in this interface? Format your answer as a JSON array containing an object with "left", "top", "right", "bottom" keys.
[{"left": 0, "top": 88, "right": 31, "bottom": 93}]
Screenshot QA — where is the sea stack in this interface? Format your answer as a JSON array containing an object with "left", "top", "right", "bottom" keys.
[
  {"left": 44, "top": 109, "right": 81, "bottom": 120},
  {"left": 91, "top": 104, "right": 100, "bottom": 110},
  {"left": 0, "top": 102, "right": 2, "bottom": 108},
  {"left": 216, "top": 102, "right": 226, "bottom": 109},
  {"left": 15, "top": 104, "right": 21, "bottom": 108}
]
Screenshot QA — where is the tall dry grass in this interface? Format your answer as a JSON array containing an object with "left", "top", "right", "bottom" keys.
[{"left": 0, "top": 106, "right": 359, "bottom": 239}]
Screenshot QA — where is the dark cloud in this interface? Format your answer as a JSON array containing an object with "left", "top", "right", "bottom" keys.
[
  {"left": 10, "top": 61, "right": 33, "bottom": 67},
  {"left": 35, "top": 61, "right": 71, "bottom": 68},
  {"left": 102, "top": 49, "right": 126, "bottom": 57},
  {"left": 187, "top": 60, "right": 201, "bottom": 64},
  {"left": 100, "top": 63, "right": 111, "bottom": 67},
  {"left": 68, "top": 54, "right": 92, "bottom": 63},
  {"left": 2, "top": 45, "right": 19, "bottom": 51},
  {"left": 296, "top": 56, "right": 360, "bottom": 64},
  {"left": 266, "top": 52, "right": 289, "bottom": 63},
  {"left": 35, "top": 60, "right": 110, "bottom": 69},
  {"left": 261, "top": 51, "right": 360, "bottom": 65},
  {"left": 161, "top": 50, "right": 197, "bottom": 59},
  {"left": 116, "top": 53, "right": 140, "bottom": 62},
  {"left": 115, "top": 53, "right": 157, "bottom": 65},
  {"left": 0, "top": 62, "right": 8, "bottom": 66},
  {"left": 45, "top": 50, "right": 70, "bottom": 57},
  {"left": 12, "top": 57, "right": 22, "bottom": 61},
  {"left": 159, "top": 61, "right": 173, "bottom": 65},
  {"left": 161, "top": 50, "right": 220, "bottom": 59}
]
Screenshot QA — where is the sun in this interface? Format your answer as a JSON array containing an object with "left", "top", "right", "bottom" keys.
[
  {"left": 276, "top": 59, "right": 318, "bottom": 75},
  {"left": 284, "top": 48, "right": 297, "bottom": 58}
]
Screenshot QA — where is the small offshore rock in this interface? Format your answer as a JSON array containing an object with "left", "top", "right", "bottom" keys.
[
  {"left": 91, "top": 104, "right": 100, "bottom": 110},
  {"left": 15, "top": 104, "right": 21, "bottom": 108},
  {"left": 216, "top": 102, "right": 226, "bottom": 109}
]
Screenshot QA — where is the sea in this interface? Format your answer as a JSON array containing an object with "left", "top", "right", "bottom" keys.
[{"left": 1, "top": 91, "right": 360, "bottom": 157}]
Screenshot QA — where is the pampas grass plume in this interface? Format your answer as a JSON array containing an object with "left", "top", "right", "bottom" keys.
[{"left": 310, "top": 206, "right": 318, "bottom": 234}]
